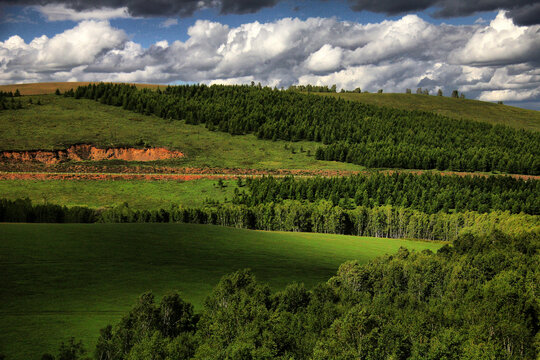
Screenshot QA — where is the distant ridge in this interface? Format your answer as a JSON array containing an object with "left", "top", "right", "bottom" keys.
[
  {"left": 315, "top": 92, "right": 540, "bottom": 132},
  {"left": 0, "top": 82, "right": 538, "bottom": 131},
  {"left": 0, "top": 81, "right": 162, "bottom": 95}
]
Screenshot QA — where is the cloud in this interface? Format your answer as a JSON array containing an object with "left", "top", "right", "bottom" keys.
[
  {"left": 35, "top": 4, "right": 132, "bottom": 21},
  {"left": 0, "top": 0, "right": 280, "bottom": 19},
  {"left": 160, "top": 18, "right": 178, "bottom": 28},
  {"left": 450, "top": 11, "right": 540, "bottom": 66},
  {"left": 4, "top": 0, "right": 540, "bottom": 24},
  {"left": 305, "top": 44, "right": 343, "bottom": 73},
  {"left": 1, "top": 12, "right": 539, "bottom": 106},
  {"left": 0, "top": 20, "right": 127, "bottom": 71},
  {"left": 346, "top": 0, "right": 540, "bottom": 25}
]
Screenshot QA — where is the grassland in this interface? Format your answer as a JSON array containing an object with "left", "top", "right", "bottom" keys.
[
  {"left": 0, "top": 94, "right": 362, "bottom": 171},
  {"left": 0, "top": 178, "right": 237, "bottom": 209},
  {"left": 0, "top": 82, "right": 162, "bottom": 95},
  {"left": 0, "top": 223, "right": 442, "bottom": 359},
  {"left": 315, "top": 92, "right": 540, "bottom": 131}
]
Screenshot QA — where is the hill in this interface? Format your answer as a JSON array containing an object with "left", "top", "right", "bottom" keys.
[
  {"left": 0, "top": 94, "right": 360, "bottom": 171},
  {"left": 2, "top": 82, "right": 538, "bottom": 131},
  {"left": 0, "top": 82, "right": 162, "bottom": 95},
  {"left": 315, "top": 92, "right": 540, "bottom": 132},
  {"left": 0, "top": 223, "right": 441, "bottom": 359}
]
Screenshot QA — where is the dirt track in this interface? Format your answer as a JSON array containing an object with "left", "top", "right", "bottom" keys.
[{"left": 0, "top": 168, "right": 538, "bottom": 181}]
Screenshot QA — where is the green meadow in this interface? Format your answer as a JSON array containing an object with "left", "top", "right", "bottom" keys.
[
  {"left": 0, "top": 223, "right": 442, "bottom": 359},
  {"left": 0, "top": 179, "right": 236, "bottom": 209}
]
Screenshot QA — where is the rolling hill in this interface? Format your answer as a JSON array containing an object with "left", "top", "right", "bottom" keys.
[
  {"left": 315, "top": 92, "right": 540, "bottom": 131},
  {"left": 1, "top": 82, "right": 538, "bottom": 131}
]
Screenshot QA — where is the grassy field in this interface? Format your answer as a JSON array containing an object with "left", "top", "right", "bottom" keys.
[
  {"left": 0, "top": 94, "right": 362, "bottom": 171},
  {"left": 0, "top": 223, "right": 442, "bottom": 359},
  {"left": 0, "top": 82, "right": 162, "bottom": 95},
  {"left": 315, "top": 92, "right": 540, "bottom": 131},
  {"left": 0, "top": 178, "right": 237, "bottom": 209}
]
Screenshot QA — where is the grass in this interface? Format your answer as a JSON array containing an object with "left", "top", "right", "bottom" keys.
[
  {"left": 0, "top": 179, "right": 237, "bottom": 209},
  {"left": 0, "top": 82, "right": 162, "bottom": 95},
  {"left": 0, "top": 223, "right": 443, "bottom": 359},
  {"left": 315, "top": 92, "right": 540, "bottom": 131},
  {"left": 0, "top": 94, "right": 363, "bottom": 171}
]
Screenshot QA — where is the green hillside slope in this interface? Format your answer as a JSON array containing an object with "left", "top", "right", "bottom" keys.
[
  {"left": 315, "top": 92, "right": 540, "bottom": 131},
  {"left": 0, "top": 94, "right": 360, "bottom": 171}
]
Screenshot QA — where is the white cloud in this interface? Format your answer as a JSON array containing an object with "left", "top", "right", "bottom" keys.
[
  {"left": 305, "top": 44, "right": 343, "bottom": 73},
  {"left": 478, "top": 88, "right": 540, "bottom": 102},
  {"left": 1, "top": 12, "right": 539, "bottom": 105},
  {"left": 35, "top": 4, "right": 132, "bottom": 21},
  {"left": 160, "top": 18, "right": 179, "bottom": 28},
  {"left": 451, "top": 11, "right": 540, "bottom": 66}
]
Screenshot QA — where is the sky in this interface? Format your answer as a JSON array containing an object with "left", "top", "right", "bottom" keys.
[{"left": 0, "top": 0, "right": 539, "bottom": 109}]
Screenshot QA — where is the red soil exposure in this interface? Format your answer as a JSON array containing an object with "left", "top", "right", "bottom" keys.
[{"left": 0, "top": 144, "right": 184, "bottom": 164}]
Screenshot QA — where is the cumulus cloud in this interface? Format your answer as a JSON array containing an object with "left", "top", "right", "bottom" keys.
[
  {"left": 451, "top": 11, "right": 540, "bottom": 66},
  {"left": 1, "top": 11, "right": 539, "bottom": 105},
  {"left": 305, "top": 44, "right": 343, "bottom": 73},
  {"left": 0, "top": 20, "right": 127, "bottom": 71}
]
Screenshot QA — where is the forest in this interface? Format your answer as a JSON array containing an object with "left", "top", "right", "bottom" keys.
[
  {"left": 233, "top": 173, "right": 539, "bottom": 215},
  {"left": 68, "top": 83, "right": 540, "bottom": 175},
  {"left": 2, "top": 196, "right": 537, "bottom": 241},
  {"left": 1, "top": 173, "right": 538, "bottom": 241},
  {"left": 40, "top": 230, "right": 539, "bottom": 360}
]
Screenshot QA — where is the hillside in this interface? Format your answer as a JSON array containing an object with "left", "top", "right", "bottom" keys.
[
  {"left": 2, "top": 82, "right": 538, "bottom": 131},
  {"left": 0, "top": 223, "right": 441, "bottom": 359},
  {"left": 0, "top": 82, "right": 162, "bottom": 95},
  {"left": 0, "top": 94, "right": 360, "bottom": 171},
  {"left": 315, "top": 92, "right": 540, "bottom": 132}
]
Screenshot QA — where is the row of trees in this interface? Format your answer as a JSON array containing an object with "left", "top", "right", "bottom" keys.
[
  {"left": 40, "top": 231, "right": 539, "bottom": 359},
  {"left": 315, "top": 141, "right": 537, "bottom": 174},
  {"left": 70, "top": 83, "right": 540, "bottom": 174},
  {"left": 2, "top": 198, "right": 537, "bottom": 241},
  {"left": 234, "top": 173, "right": 539, "bottom": 215},
  {"left": 405, "top": 87, "right": 465, "bottom": 98}
]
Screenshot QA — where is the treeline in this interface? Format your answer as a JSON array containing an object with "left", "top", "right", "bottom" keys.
[
  {"left": 40, "top": 231, "right": 539, "bottom": 359},
  {"left": 0, "top": 90, "right": 23, "bottom": 110},
  {"left": 70, "top": 83, "right": 540, "bottom": 175},
  {"left": 2, "top": 198, "right": 537, "bottom": 241},
  {"left": 234, "top": 173, "right": 540, "bottom": 215}
]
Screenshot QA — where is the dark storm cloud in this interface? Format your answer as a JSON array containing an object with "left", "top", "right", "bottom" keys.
[
  {"left": 347, "top": 0, "right": 540, "bottom": 25},
  {"left": 0, "top": 0, "right": 279, "bottom": 17},
  {"left": 1, "top": 0, "right": 539, "bottom": 24}
]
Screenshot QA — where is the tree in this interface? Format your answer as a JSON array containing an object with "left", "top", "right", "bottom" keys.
[
  {"left": 14, "top": 89, "right": 20, "bottom": 97},
  {"left": 377, "top": 89, "right": 383, "bottom": 93},
  {"left": 405, "top": 88, "right": 412, "bottom": 94},
  {"left": 57, "top": 338, "right": 86, "bottom": 360},
  {"left": 416, "top": 87, "right": 422, "bottom": 94},
  {"left": 55, "top": 88, "right": 61, "bottom": 95},
  {"left": 437, "top": 89, "right": 443, "bottom": 96},
  {"left": 451, "top": 90, "right": 459, "bottom": 98}
]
